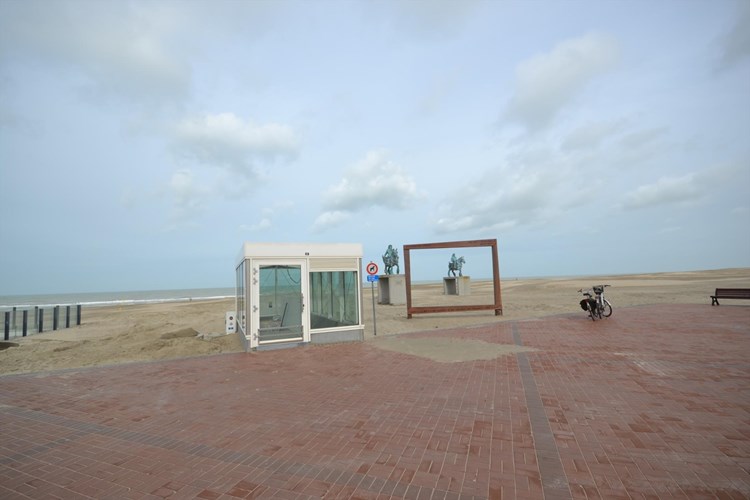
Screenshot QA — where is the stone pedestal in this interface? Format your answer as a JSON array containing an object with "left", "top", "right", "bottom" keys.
[
  {"left": 443, "top": 276, "right": 471, "bottom": 296},
  {"left": 378, "top": 274, "right": 406, "bottom": 305}
]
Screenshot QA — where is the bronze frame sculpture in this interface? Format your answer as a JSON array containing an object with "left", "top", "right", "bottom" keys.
[{"left": 403, "top": 238, "right": 502, "bottom": 319}]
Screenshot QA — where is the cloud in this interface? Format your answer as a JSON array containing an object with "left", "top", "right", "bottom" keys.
[
  {"left": 431, "top": 172, "right": 543, "bottom": 234},
  {"left": 239, "top": 218, "right": 272, "bottom": 232},
  {"left": 165, "top": 168, "right": 211, "bottom": 225},
  {"left": 716, "top": 2, "right": 750, "bottom": 71},
  {"left": 0, "top": 107, "right": 37, "bottom": 135},
  {"left": 562, "top": 119, "right": 626, "bottom": 151},
  {"left": 322, "top": 151, "right": 419, "bottom": 211},
  {"left": 621, "top": 156, "right": 750, "bottom": 212},
  {"left": 312, "top": 211, "right": 352, "bottom": 232},
  {"left": 366, "top": 0, "right": 482, "bottom": 41},
  {"left": 163, "top": 113, "right": 298, "bottom": 226},
  {"left": 173, "top": 112, "right": 299, "bottom": 178},
  {"left": 618, "top": 127, "right": 668, "bottom": 150},
  {"left": 239, "top": 207, "right": 273, "bottom": 232},
  {"left": 434, "top": 213, "right": 518, "bottom": 234},
  {"left": 621, "top": 173, "right": 702, "bottom": 210},
  {"left": 431, "top": 157, "right": 579, "bottom": 235},
  {"left": 504, "top": 32, "right": 620, "bottom": 131},
  {"left": 0, "top": 0, "right": 191, "bottom": 108},
  {"left": 313, "top": 151, "right": 421, "bottom": 232},
  {"left": 238, "top": 202, "right": 294, "bottom": 232}
]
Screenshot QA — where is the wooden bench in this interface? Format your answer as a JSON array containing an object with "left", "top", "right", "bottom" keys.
[{"left": 711, "top": 288, "right": 750, "bottom": 305}]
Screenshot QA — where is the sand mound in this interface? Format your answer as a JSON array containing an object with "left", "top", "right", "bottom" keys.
[
  {"left": 161, "top": 328, "right": 200, "bottom": 339},
  {"left": 371, "top": 336, "right": 535, "bottom": 363}
]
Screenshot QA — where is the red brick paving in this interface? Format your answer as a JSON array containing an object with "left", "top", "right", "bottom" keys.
[{"left": 1, "top": 304, "right": 749, "bottom": 499}]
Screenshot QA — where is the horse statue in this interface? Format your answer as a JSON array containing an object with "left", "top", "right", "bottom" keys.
[
  {"left": 447, "top": 254, "right": 465, "bottom": 277},
  {"left": 382, "top": 244, "right": 400, "bottom": 275}
]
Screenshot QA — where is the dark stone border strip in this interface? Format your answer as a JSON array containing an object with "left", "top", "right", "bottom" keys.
[{"left": 512, "top": 323, "right": 572, "bottom": 500}]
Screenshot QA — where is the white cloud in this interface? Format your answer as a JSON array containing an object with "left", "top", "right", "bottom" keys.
[
  {"left": 173, "top": 112, "right": 299, "bottom": 178},
  {"left": 324, "top": 151, "right": 420, "bottom": 211},
  {"left": 431, "top": 175, "right": 539, "bottom": 234},
  {"left": 238, "top": 203, "right": 294, "bottom": 232},
  {"left": 504, "top": 33, "right": 620, "bottom": 131},
  {"left": 0, "top": 0, "right": 190, "bottom": 107},
  {"left": 431, "top": 157, "right": 579, "bottom": 235},
  {"left": 434, "top": 214, "right": 518, "bottom": 234},
  {"left": 622, "top": 173, "right": 702, "bottom": 210},
  {"left": 239, "top": 218, "right": 272, "bottom": 232},
  {"left": 313, "top": 151, "right": 421, "bottom": 231},
  {"left": 165, "top": 168, "right": 211, "bottom": 224},
  {"left": 312, "top": 211, "right": 351, "bottom": 233}
]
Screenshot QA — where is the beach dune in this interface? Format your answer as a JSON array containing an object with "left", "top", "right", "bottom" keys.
[{"left": 1, "top": 268, "right": 748, "bottom": 375}]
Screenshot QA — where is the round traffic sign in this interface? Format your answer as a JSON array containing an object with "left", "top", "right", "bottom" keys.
[{"left": 366, "top": 262, "right": 379, "bottom": 275}]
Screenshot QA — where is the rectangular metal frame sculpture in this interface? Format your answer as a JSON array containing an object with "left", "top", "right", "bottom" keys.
[{"left": 404, "top": 238, "right": 502, "bottom": 319}]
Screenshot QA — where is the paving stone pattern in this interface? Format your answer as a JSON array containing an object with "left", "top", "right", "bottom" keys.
[{"left": 1, "top": 304, "right": 749, "bottom": 499}]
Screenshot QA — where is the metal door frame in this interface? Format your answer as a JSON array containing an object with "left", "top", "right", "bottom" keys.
[{"left": 249, "top": 259, "right": 309, "bottom": 349}]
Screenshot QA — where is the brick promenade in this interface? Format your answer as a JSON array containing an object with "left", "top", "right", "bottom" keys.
[{"left": 1, "top": 304, "right": 749, "bottom": 499}]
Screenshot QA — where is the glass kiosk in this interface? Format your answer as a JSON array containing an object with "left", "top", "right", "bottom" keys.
[{"left": 235, "top": 243, "right": 364, "bottom": 350}]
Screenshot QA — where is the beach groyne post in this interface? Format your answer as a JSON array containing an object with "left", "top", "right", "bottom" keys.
[
  {"left": 76, "top": 305, "right": 81, "bottom": 326},
  {"left": 3, "top": 312, "right": 8, "bottom": 341},
  {"left": 34, "top": 306, "right": 38, "bottom": 330},
  {"left": 38, "top": 309, "right": 43, "bottom": 333},
  {"left": 22, "top": 310, "right": 28, "bottom": 337},
  {"left": 53, "top": 306, "right": 59, "bottom": 331},
  {"left": 65, "top": 306, "right": 70, "bottom": 328}
]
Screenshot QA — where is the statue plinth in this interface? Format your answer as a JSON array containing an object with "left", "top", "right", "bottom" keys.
[
  {"left": 378, "top": 274, "right": 406, "bottom": 305},
  {"left": 443, "top": 276, "right": 471, "bottom": 296}
]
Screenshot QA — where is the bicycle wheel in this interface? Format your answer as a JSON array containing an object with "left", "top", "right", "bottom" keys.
[
  {"left": 587, "top": 304, "right": 596, "bottom": 321},
  {"left": 602, "top": 300, "right": 613, "bottom": 317}
]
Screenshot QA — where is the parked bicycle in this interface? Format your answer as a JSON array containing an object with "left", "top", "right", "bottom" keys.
[{"left": 578, "top": 285, "right": 613, "bottom": 321}]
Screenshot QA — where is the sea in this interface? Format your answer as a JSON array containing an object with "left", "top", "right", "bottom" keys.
[
  {"left": 0, "top": 287, "right": 236, "bottom": 310},
  {"left": 0, "top": 274, "right": 594, "bottom": 310}
]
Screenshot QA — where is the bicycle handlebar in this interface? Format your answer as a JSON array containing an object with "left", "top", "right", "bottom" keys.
[{"left": 579, "top": 285, "right": 611, "bottom": 293}]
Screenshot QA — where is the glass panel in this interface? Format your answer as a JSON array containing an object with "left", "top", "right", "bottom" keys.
[
  {"left": 258, "top": 265, "right": 303, "bottom": 342},
  {"left": 235, "top": 261, "right": 245, "bottom": 334},
  {"left": 310, "top": 270, "right": 359, "bottom": 329}
]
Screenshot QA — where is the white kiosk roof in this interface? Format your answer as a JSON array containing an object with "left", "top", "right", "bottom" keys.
[{"left": 237, "top": 242, "right": 363, "bottom": 264}]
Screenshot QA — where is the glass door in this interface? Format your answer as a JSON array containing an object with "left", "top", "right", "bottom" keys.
[{"left": 256, "top": 262, "right": 306, "bottom": 344}]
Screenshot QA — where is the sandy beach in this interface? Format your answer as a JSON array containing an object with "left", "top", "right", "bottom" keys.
[{"left": 1, "top": 268, "right": 748, "bottom": 375}]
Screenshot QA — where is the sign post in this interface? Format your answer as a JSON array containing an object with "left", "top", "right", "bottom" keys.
[{"left": 366, "top": 262, "right": 379, "bottom": 336}]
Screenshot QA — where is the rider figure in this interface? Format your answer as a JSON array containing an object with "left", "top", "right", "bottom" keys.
[
  {"left": 449, "top": 253, "right": 463, "bottom": 277},
  {"left": 383, "top": 245, "right": 399, "bottom": 274}
]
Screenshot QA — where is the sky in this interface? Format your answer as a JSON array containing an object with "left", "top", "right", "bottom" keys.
[{"left": 1, "top": 0, "right": 749, "bottom": 295}]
